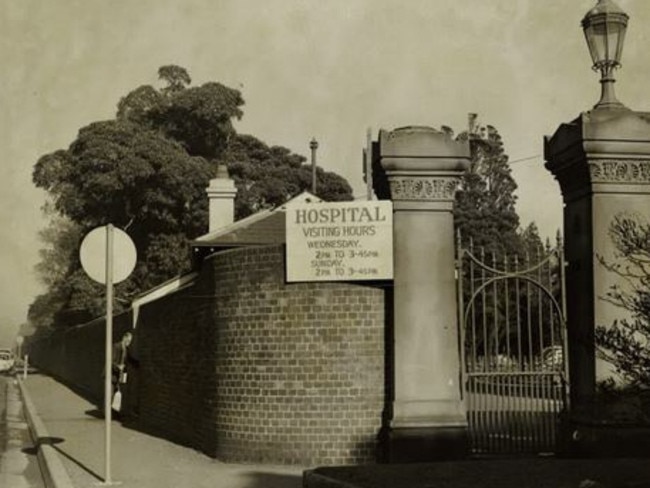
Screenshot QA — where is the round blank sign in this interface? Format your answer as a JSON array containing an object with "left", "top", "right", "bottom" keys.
[{"left": 80, "top": 225, "right": 137, "bottom": 284}]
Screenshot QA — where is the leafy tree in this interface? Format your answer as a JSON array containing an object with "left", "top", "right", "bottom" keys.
[
  {"left": 596, "top": 214, "right": 650, "bottom": 387},
  {"left": 454, "top": 124, "right": 522, "bottom": 256},
  {"left": 519, "top": 222, "right": 547, "bottom": 258},
  {"left": 28, "top": 213, "right": 84, "bottom": 329},
  {"left": 34, "top": 120, "right": 211, "bottom": 235},
  {"left": 30, "top": 65, "right": 353, "bottom": 329},
  {"left": 158, "top": 64, "right": 192, "bottom": 95},
  {"left": 223, "top": 134, "right": 352, "bottom": 218},
  {"left": 118, "top": 66, "right": 244, "bottom": 160},
  {"left": 117, "top": 66, "right": 351, "bottom": 217},
  {"left": 449, "top": 122, "right": 554, "bottom": 365},
  {"left": 34, "top": 211, "right": 82, "bottom": 289},
  {"left": 32, "top": 120, "right": 212, "bottom": 302}
]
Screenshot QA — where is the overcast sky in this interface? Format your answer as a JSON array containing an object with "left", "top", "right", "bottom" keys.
[{"left": 2, "top": 0, "right": 649, "bottom": 345}]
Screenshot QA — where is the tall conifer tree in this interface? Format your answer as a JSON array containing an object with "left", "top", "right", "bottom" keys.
[{"left": 454, "top": 124, "right": 523, "bottom": 256}]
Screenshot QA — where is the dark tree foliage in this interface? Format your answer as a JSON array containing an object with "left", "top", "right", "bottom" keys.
[
  {"left": 454, "top": 125, "right": 523, "bottom": 256},
  {"left": 34, "top": 120, "right": 211, "bottom": 236},
  {"left": 32, "top": 120, "right": 211, "bottom": 326},
  {"left": 450, "top": 123, "right": 553, "bottom": 364},
  {"left": 31, "top": 65, "right": 353, "bottom": 328},
  {"left": 28, "top": 215, "right": 85, "bottom": 329},
  {"left": 118, "top": 66, "right": 244, "bottom": 160},
  {"left": 223, "top": 134, "right": 353, "bottom": 218},
  {"left": 596, "top": 214, "right": 650, "bottom": 387},
  {"left": 158, "top": 64, "right": 192, "bottom": 95}
]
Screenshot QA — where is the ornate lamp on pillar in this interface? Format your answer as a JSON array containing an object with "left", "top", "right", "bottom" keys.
[
  {"left": 545, "top": 2, "right": 650, "bottom": 457},
  {"left": 581, "top": 0, "right": 629, "bottom": 109}
]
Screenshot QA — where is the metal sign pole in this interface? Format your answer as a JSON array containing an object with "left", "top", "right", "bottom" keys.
[
  {"left": 80, "top": 223, "right": 135, "bottom": 486},
  {"left": 104, "top": 223, "right": 114, "bottom": 484}
]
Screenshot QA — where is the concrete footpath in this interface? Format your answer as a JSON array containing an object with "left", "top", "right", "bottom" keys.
[
  {"left": 20, "top": 374, "right": 306, "bottom": 488},
  {"left": 1, "top": 376, "right": 43, "bottom": 488},
  {"left": 18, "top": 373, "right": 650, "bottom": 488}
]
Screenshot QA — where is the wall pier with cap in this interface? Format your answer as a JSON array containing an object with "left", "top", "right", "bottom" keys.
[
  {"left": 375, "top": 126, "right": 471, "bottom": 462},
  {"left": 545, "top": 107, "right": 650, "bottom": 456}
]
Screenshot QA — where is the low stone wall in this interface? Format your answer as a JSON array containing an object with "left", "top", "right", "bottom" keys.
[{"left": 29, "top": 244, "right": 386, "bottom": 466}]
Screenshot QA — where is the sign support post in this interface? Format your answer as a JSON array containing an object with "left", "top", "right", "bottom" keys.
[
  {"left": 103, "top": 223, "right": 114, "bottom": 485},
  {"left": 80, "top": 223, "right": 136, "bottom": 486}
]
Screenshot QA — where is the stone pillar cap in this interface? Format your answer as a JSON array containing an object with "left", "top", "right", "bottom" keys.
[
  {"left": 545, "top": 109, "right": 650, "bottom": 201},
  {"left": 380, "top": 126, "right": 470, "bottom": 158},
  {"left": 379, "top": 126, "right": 470, "bottom": 173}
]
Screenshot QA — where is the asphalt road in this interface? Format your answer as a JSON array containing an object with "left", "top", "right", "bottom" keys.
[{"left": 0, "top": 374, "right": 44, "bottom": 488}]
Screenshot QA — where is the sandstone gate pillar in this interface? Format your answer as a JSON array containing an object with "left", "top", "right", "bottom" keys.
[
  {"left": 378, "top": 126, "right": 470, "bottom": 461},
  {"left": 545, "top": 108, "right": 650, "bottom": 451}
]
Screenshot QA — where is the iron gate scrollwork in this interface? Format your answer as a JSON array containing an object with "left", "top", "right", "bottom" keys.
[{"left": 456, "top": 233, "right": 569, "bottom": 455}]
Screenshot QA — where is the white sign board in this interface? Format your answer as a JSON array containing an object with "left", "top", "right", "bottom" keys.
[
  {"left": 80, "top": 225, "right": 137, "bottom": 284},
  {"left": 286, "top": 200, "right": 393, "bottom": 282}
]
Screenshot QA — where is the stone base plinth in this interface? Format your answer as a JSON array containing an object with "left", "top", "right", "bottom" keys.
[
  {"left": 381, "top": 426, "right": 469, "bottom": 463},
  {"left": 560, "top": 423, "right": 650, "bottom": 458}
]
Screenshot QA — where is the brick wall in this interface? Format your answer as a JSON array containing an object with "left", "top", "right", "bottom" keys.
[
  {"left": 210, "top": 245, "right": 385, "bottom": 465},
  {"left": 134, "top": 268, "right": 221, "bottom": 455},
  {"left": 28, "top": 244, "right": 386, "bottom": 466},
  {"left": 27, "top": 312, "right": 132, "bottom": 403}
]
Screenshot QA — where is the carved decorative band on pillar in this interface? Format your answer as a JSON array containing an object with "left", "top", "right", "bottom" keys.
[
  {"left": 588, "top": 159, "right": 650, "bottom": 183},
  {"left": 388, "top": 177, "right": 461, "bottom": 201},
  {"left": 377, "top": 126, "right": 470, "bottom": 462}
]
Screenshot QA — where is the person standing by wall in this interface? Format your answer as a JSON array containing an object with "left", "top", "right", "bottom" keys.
[{"left": 111, "top": 332, "right": 136, "bottom": 417}]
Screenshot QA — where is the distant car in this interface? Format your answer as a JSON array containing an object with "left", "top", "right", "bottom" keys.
[
  {"left": 0, "top": 349, "right": 15, "bottom": 373},
  {"left": 13, "top": 357, "right": 37, "bottom": 375},
  {"left": 541, "top": 345, "right": 564, "bottom": 371}
]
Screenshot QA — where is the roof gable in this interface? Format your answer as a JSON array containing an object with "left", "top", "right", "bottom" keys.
[{"left": 192, "top": 191, "right": 322, "bottom": 249}]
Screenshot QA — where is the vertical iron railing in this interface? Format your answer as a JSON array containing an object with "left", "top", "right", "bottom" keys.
[{"left": 457, "top": 235, "right": 568, "bottom": 455}]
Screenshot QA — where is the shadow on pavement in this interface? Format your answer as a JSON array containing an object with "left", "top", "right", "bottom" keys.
[
  {"left": 240, "top": 471, "right": 303, "bottom": 488},
  {"left": 84, "top": 408, "right": 104, "bottom": 419},
  {"left": 23, "top": 435, "right": 103, "bottom": 482},
  {"left": 22, "top": 435, "right": 65, "bottom": 455}
]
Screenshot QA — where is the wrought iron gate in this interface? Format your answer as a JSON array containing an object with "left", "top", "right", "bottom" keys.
[{"left": 456, "top": 234, "right": 569, "bottom": 455}]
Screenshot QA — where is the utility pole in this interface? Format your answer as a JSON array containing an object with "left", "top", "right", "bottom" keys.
[
  {"left": 365, "top": 128, "right": 373, "bottom": 200},
  {"left": 310, "top": 137, "right": 318, "bottom": 195},
  {"left": 468, "top": 112, "right": 478, "bottom": 135}
]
